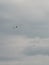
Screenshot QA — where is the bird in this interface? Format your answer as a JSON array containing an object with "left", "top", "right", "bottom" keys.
[
  {"left": 16, "top": 26, "right": 18, "bottom": 28},
  {"left": 12, "top": 24, "right": 24, "bottom": 32}
]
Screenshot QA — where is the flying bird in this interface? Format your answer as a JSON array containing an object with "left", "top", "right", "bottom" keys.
[
  {"left": 16, "top": 26, "right": 18, "bottom": 28},
  {"left": 12, "top": 24, "right": 24, "bottom": 31}
]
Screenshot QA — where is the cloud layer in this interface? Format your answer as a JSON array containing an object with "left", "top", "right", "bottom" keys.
[
  {"left": 0, "top": 0, "right": 49, "bottom": 65},
  {"left": 0, "top": 0, "right": 49, "bottom": 38},
  {"left": 0, "top": 35, "right": 49, "bottom": 65}
]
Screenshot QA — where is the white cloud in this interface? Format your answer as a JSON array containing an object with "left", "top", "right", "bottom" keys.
[
  {"left": 0, "top": 0, "right": 49, "bottom": 21},
  {"left": 0, "top": 35, "right": 49, "bottom": 61},
  {"left": 0, "top": 0, "right": 24, "bottom": 4},
  {"left": 0, "top": 35, "right": 49, "bottom": 65}
]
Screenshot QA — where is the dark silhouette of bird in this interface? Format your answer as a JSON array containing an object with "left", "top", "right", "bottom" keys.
[
  {"left": 12, "top": 24, "right": 24, "bottom": 32},
  {"left": 16, "top": 26, "right": 18, "bottom": 28}
]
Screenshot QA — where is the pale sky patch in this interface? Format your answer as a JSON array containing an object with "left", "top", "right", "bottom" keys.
[{"left": 0, "top": 0, "right": 49, "bottom": 65}]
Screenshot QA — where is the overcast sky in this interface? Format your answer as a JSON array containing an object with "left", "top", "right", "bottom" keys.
[
  {"left": 0, "top": 0, "right": 49, "bottom": 65},
  {"left": 0, "top": 0, "right": 49, "bottom": 38}
]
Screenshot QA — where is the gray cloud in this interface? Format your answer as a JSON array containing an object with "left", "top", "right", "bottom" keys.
[
  {"left": 0, "top": 44, "right": 24, "bottom": 61},
  {"left": 0, "top": 21, "right": 49, "bottom": 38},
  {"left": 0, "top": 36, "right": 49, "bottom": 64},
  {"left": 0, "top": 0, "right": 49, "bottom": 64},
  {"left": 23, "top": 46, "right": 49, "bottom": 56},
  {"left": 0, "top": 0, "right": 49, "bottom": 38}
]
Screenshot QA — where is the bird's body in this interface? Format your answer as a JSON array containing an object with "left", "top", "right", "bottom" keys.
[{"left": 16, "top": 26, "right": 18, "bottom": 28}]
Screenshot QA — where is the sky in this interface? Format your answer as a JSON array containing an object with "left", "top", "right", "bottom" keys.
[{"left": 0, "top": 0, "right": 49, "bottom": 65}]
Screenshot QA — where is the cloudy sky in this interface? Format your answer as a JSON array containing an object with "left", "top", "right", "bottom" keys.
[{"left": 0, "top": 0, "right": 49, "bottom": 65}]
